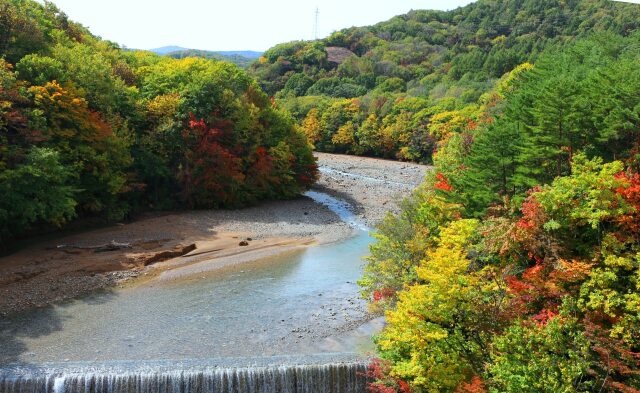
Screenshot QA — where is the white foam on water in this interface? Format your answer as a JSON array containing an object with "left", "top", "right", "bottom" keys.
[
  {"left": 0, "top": 362, "right": 369, "bottom": 393},
  {"left": 53, "top": 376, "right": 65, "bottom": 393}
]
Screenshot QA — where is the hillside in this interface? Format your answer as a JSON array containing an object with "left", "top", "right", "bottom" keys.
[
  {"left": 251, "top": 0, "right": 640, "bottom": 163},
  {"left": 335, "top": 1, "right": 640, "bottom": 391},
  {"left": 0, "top": 0, "right": 316, "bottom": 246}
]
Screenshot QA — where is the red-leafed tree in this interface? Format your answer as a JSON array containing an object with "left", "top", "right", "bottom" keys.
[
  {"left": 364, "top": 359, "right": 412, "bottom": 393},
  {"left": 615, "top": 171, "right": 640, "bottom": 240},
  {"left": 180, "top": 115, "right": 244, "bottom": 208},
  {"left": 455, "top": 376, "right": 488, "bottom": 393}
]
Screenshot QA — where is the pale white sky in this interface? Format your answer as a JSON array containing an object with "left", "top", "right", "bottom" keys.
[{"left": 42, "top": 0, "right": 476, "bottom": 51}]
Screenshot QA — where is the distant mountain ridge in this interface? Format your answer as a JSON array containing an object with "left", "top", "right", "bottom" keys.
[
  {"left": 149, "top": 46, "right": 263, "bottom": 58},
  {"left": 149, "top": 45, "right": 187, "bottom": 55},
  {"left": 215, "top": 50, "right": 263, "bottom": 59}
]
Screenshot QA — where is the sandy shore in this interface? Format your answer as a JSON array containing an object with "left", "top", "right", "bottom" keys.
[{"left": 0, "top": 153, "right": 429, "bottom": 316}]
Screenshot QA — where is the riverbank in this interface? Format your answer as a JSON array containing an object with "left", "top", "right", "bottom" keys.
[{"left": 0, "top": 153, "right": 429, "bottom": 316}]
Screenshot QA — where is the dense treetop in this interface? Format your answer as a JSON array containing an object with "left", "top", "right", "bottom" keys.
[
  {"left": 0, "top": 0, "right": 317, "bottom": 246},
  {"left": 251, "top": 0, "right": 640, "bottom": 162}
]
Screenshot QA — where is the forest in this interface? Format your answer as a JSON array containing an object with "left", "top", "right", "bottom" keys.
[
  {"left": 252, "top": 9, "right": 640, "bottom": 388},
  {"left": 0, "top": 0, "right": 317, "bottom": 247},
  {"left": 251, "top": 0, "right": 640, "bottom": 163},
  {"left": 357, "top": 17, "right": 640, "bottom": 393}
]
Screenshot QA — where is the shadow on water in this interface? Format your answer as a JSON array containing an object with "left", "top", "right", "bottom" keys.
[
  {"left": 0, "top": 306, "right": 62, "bottom": 365},
  {"left": 0, "top": 288, "right": 120, "bottom": 366}
]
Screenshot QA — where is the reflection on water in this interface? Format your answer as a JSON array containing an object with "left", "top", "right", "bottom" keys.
[{"left": 0, "top": 218, "right": 377, "bottom": 366}]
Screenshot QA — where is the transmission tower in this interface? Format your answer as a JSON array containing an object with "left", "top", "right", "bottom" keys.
[{"left": 313, "top": 7, "right": 319, "bottom": 40}]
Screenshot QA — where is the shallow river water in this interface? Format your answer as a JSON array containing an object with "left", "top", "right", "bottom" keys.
[{"left": 0, "top": 192, "right": 379, "bottom": 392}]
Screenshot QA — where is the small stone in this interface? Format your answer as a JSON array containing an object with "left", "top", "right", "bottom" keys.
[{"left": 239, "top": 241, "right": 249, "bottom": 246}]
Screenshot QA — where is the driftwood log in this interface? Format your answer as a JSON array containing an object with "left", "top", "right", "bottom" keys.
[
  {"left": 57, "top": 241, "right": 132, "bottom": 252},
  {"left": 141, "top": 244, "right": 197, "bottom": 266}
]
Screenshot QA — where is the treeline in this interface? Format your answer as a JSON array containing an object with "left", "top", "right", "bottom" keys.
[
  {"left": 359, "top": 33, "right": 640, "bottom": 392},
  {"left": 251, "top": 0, "right": 640, "bottom": 163},
  {"left": 0, "top": 0, "right": 316, "bottom": 246}
]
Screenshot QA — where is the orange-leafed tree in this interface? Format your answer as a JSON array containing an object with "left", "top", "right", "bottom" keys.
[{"left": 29, "top": 81, "right": 130, "bottom": 217}]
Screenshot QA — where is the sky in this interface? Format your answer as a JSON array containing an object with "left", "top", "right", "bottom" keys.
[{"left": 42, "top": 0, "right": 476, "bottom": 52}]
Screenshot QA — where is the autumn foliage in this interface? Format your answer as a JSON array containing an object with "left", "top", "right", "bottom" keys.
[
  {"left": 361, "top": 32, "right": 640, "bottom": 393},
  {"left": 0, "top": 1, "right": 318, "bottom": 245},
  {"left": 455, "top": 377, "right": 487, "bottom": 393},
  {"left": 364, "top": 359, "right": 412, "bottom": 393},
  {"left": 180, "top": 114, "right": 316, "bottom": 208}
]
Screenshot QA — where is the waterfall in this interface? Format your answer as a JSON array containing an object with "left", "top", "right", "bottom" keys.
[{"left": 0, "top": 362, "right": 369, "bottom": 393}]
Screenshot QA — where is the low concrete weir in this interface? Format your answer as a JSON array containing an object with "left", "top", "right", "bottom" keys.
[{"left": 0, "top": 360, "right": 369, "bottom": 393}]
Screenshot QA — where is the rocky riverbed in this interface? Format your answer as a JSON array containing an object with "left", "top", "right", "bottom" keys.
[
  {"left": 0, "top": 153, "right": 429, "bottom": 317},
  {"left": 314, "top": 153, "right": 429, "bottom": 226}
]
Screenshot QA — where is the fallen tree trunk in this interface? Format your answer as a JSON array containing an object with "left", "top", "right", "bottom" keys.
[{"left": 57, "top": 241, "right": 132, "bottom": 252}]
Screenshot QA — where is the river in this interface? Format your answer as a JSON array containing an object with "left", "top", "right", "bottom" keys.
[{"left": 0, "top": 191, "right": 380, "bottom": 392}]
